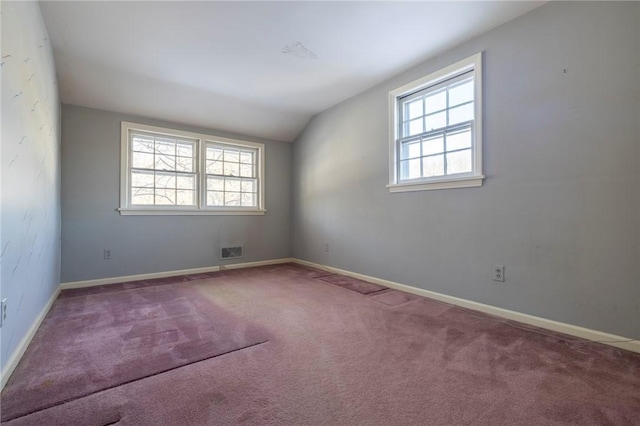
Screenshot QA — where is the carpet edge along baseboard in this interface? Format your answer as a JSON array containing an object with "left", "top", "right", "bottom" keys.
[
  {"left": 5, "top": 256, "right": 637, "bottom": 393},
  {"left": 292, "top": 259, "right": 640, "bottom": 355},
  {"left": 60, "top": 257, "right": 639, "bottom": 354}
]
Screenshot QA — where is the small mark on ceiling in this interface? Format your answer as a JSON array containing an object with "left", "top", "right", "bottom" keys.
[{"left": 282, "top": 42, "right": 317, "bottom": 59}]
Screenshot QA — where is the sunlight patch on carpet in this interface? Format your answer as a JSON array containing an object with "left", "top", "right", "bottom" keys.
[{"left": 1, "top": 282, "right": 269, "bottom": 422}]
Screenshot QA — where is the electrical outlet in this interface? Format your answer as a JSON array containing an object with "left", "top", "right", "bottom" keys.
[
  {"left": 323, "top": 243, "right": 329, "bottom": 253},
  {"left": 104, "top": 249, "right": 112, "bottom": 260},
  {"left": 0, "top": 298, "right": 7, "bottom": 327},
  {"left": 493, "top": 265, "right": 505, "bottom": 282}
]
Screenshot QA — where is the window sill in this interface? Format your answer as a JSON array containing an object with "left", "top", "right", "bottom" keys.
[
  {"left": 118, "top": 208, "right": 267, "bottom": 216},
  {"left": 387, "top": 175, "right": 485, "bottom": 193}
]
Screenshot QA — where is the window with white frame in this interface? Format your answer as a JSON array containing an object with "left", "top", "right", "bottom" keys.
[
  {"left": 205, "top": 144, "right": 258, "bottom": 208},
  {"left": 388, "top": 53, "right": 484, "bottom": 192},
  {"left": 120, "top": 122, "right": 265, "bottom": 215}
]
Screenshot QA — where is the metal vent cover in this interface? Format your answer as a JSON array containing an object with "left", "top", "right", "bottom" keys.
[{"left": 221, "top": 246, "right": 243, "bottom": 259}]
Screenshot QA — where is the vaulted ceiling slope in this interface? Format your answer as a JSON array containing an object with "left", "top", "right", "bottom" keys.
[{"left": 40, "top": 1, "right": 543, "bottom": 142}]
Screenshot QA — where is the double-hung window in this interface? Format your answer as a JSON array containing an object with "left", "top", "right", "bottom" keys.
[
  {"left": 120, "top": 122, "right": 265, "bottom": 215},
  {"left": 388, "top": 53, "right": 484, "bottom": 192},
  {"left": 205, "top": 144, "right": 258, "bottom": 208}
]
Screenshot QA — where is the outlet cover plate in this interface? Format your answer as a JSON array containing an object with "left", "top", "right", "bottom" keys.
[{"left": 493, "top": 265, "right": 505, "bottom": 282}]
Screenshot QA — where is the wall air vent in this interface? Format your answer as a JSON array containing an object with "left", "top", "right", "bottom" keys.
[{"left": 221, "top": 246, "right": 243, "bottom": 260}]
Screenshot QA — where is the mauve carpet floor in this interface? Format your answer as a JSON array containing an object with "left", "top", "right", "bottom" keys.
[{"left": 2, "top": 263, "right": 639, "bottom": 425}]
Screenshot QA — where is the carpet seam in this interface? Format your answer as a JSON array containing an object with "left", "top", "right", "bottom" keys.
[
  {"left": 311, "top": 273, "right": 336, "bottom": 279},
  {"left": 3, "top": 339, "right": 270, "bottom": 422},
  {"left": 367, "top": 289, "right": 423, "bottom": 306},
  {"left": 364, "top": 288, "right": 388, "bottom": 295},
  {"left": 314, "top": 275, "right": 388, "bottom": 295}
]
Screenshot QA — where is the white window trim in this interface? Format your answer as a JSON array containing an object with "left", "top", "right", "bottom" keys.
[
  {"left": 388, "top": 52, "right": 484, "bottom": 192},
  {"left": 119, "top": 122, "right": 266, "bottom": 216}
]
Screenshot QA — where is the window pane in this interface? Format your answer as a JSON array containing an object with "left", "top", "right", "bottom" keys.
[
  {"left": 207, "top": 191, "right": 224, "bottom": 206},
  {"left": 400, "top": 158, "right": 421, "bottom": 180},
  {"left": 207, "top": 160, "right": 223, "bottom": 175},
  {"left": 177, "top": 175, "right": 195, "bottom": 190},
  {"left": 224, "top": 150, "right": 239, "bottom": 163},
  {"left": 132, "top": 152, "right": 154, "bottom": 169},
  {"left": 448, "top": 103, "right": 474, "bottom": 126},
  {"left": 207, "top": 176, "right": 224, "bottom": 191},
  {"left": 155, "top": 138, "right": 175, "bottom": 155},
  {"left": 405, "top": 99, "right": 423, "bottom": 120},
  {"left": 131, "top": 170, "right": 154, "bottom": 188},
  {"left": 448, "top": 79, "right": 473, "bottom": 107},
  {"left": 241, "top": 193, "right": 256, "bottom": 207},
  {"left": 225, "top": 192, "right": 241, "bottom": 206},
  {"left": 155, "top": 188, "right": 176, "bottom": 205},
  {"left": 425, "top": 112, "right": 446, "bottom": 132},
  {"left": 423, "top": 155, "right": 444, "bottom": 177},
  {"left": 240, "top": 152, "right": 254, "bottom": 164},
  {"left": 155, "top": 154, "right": 176, "bottom": 171},
  {"left": 175, "top": 156, "right": 193, "bottom": 173},
  {"left": 176, "top": 142, "right": 194, "bottom": 157},
  {"left": 225, "top": 178, "right": 241, "bottom": 192},
  {"left": 406, "top": 118, "right": 423, "bottom": 136},
  {"left": 176, "top": 190, "right": 195, "bottom": 206},
  {"left": 224, "top": 162, "right": 240, "bottom": 176},
  {"left": 446, "top": 149, "right": 472, "bottom": 175},
  {"left": 422, "top": 135, "right": 444, "bottom": 156},
  {"left": 240, "top": 164, "right": 254, "bottom": 178},
  {"left": 132, "top": 136, "right": 154, "bottom": 153},
  {"left": 447, "top": 128, "right": 472, "bottom": 151},
  {"left": 155, "top": 172, "right": 176, "bottom": 190},
  {"left": 424, "top": 89, "right": 446, "bottom": 114},
  {"left": 131, "top": 188, "right": 154, "bottom": 205},
  {"left": 207, "top": 147, "right": 223, "bottom": 161},
  {"left": 241, "top": 179, "right": 256, "bottom": 193},
  {"left": 401, "top": 141, "right": 421, "bottom": 160}
]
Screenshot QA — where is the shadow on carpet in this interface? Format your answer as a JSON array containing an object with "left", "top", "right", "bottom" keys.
[{"left": 1, "top": 281, "right": 269, "bottom": 422}]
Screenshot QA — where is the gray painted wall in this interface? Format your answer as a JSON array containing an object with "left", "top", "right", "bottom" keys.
[
  {"left": 292, "top": 2, "right": 640, "bottom": 338},
  {"left": 61, "top": 105, "right": 291, "bottom": 283},
  {"left": 1, "top": 1, "right": 61, "bottom": 372}
]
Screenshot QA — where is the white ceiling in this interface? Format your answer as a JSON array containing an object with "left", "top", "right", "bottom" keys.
[{"left": 40, "top": 1, "right": 544, "bottom": 142}]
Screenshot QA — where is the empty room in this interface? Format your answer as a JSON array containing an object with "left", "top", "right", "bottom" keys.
[{"left": 1, "top": 1, "right": 639, "bottom": 424}]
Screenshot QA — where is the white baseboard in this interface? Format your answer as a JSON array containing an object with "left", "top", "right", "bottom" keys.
[
  {"left": 1, "top": 287, "right": 60, "bottom": 390},
  {"left": 219, "top": 258, "right": 294, "bottom": 270},
  {"left": 292, "top": 258, "right": 640, "bottom": 354},
  {"left": 60, "top": 265, "right": 223, "bottom": 290},
  {"left": 60, "top": 259, "right": 298, "bottom": 289}
]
